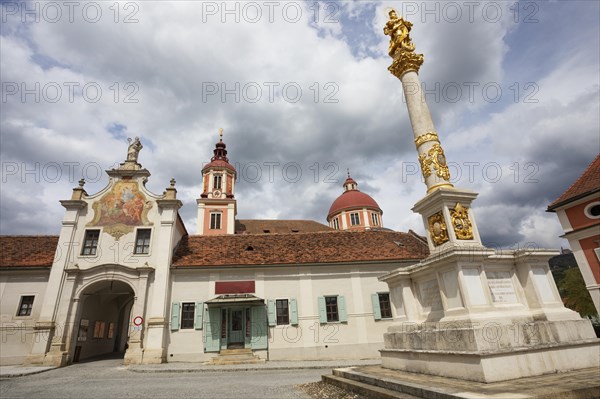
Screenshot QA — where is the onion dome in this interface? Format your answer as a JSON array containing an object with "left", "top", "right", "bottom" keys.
[{"left": 202, "top": 128, "right": 236, "bottom": 173}]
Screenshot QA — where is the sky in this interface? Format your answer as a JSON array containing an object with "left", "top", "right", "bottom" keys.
[{"left": 1, "top": 0, "right": 599, "bottom": 251}]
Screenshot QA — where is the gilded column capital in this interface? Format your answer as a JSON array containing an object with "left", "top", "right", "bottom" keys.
[{"left": 388, "top": 51, "right": 424, "bottom": 80}]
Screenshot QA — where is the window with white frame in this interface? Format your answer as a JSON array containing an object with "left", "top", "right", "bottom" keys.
[
  {"left": 325, "top": 296, "right": 339, "bottom": 322},
  {"left": 378, "top": 293, "right": 392, "bottom": 318},
  {"left": 180, "top": 303, "right": 195, "bottom": 329},
  {"left": 81, "top": 230, "right": 100, "bottom": 255},
  {"left": 210, "top": 212, "right": 222, "bottom": 229},
  {"left": 332, "top": 218, "right": 340, "bottom": 230},
  {"left": 17, "top": 295, "right": 34, "bottom": 316},
  {"left": 350, "top": 212, "right": 360, "bottom": 226},
  {"left": 213, "top": 174, "right": 222, "bottom": 190},
  {"left": 134, "top": 229, "right": 151, "bottom": 254},
  {"left": 276, "top": 299, "right": 289, "bottom": 325},
  {"left": 371, "top": 213, "right": 379, "bottom": 226}
]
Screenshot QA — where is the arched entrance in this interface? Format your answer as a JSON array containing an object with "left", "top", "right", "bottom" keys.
[{"left": 71, "top": 280, "right": 134, "bottom": 362}]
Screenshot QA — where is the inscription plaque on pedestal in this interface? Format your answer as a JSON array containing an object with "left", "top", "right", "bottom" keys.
[
  {"left": 419, "top": 279, "right": 442, "bottom": 312},
  {"left": 486, "top": 271, "right": 518, "bottom": 304}
]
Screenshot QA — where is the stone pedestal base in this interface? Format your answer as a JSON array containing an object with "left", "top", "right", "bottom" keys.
[
  {"left": 140, "top": 348, "right": 166, "bottom": 364},
  {"left": 381, "top": 319, "right": 600, "bottom": 382},
  {"left": 41, "top": 351, "right": 69, "bottom": 367}
]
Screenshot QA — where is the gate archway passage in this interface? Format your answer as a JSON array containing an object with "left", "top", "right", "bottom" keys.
[{"left": 72, "top": 280, "right": 134, "bottom": 362}]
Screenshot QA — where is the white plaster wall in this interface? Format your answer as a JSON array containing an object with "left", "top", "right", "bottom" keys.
[
  {"left": 166, "top": 262, "right": 405, "bottom": 362},
  {"left": 0, "top": 271, "right": 49, "bottom": 365}
]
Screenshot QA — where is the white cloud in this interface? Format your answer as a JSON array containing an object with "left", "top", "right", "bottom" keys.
[{"left": 1, "top": 1, "right": 598, "bottom": 250}]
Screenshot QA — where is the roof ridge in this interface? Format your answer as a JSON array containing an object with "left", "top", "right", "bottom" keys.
[
  {"left": 0, "top": 235, "right": 60, "bottom": 238},
  {"left": 548, "top": 154, "right": 600, "bottom": 209},
  {"left": 189, "top": 229, "right": 409, "bottom": 238}
]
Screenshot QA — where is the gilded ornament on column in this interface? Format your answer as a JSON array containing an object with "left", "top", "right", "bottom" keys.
[
  {"left": 418, "top": 143, "right": 451, "bottom": 181},
  {"left": 414, "top": 132, "right": 440, "bottom": 148},
  {"left": 428, "top": 212, "right": 449, "bottom": 246},
  {"left": 384, "top": 9, "right": 424, "bottom": 78},
  {"left": 450, "top": 203, "right": 473, "bottom": 240}
]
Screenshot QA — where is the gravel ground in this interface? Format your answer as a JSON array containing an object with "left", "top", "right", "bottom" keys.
[{"left": 296, "top": 381, "right": 367, "bottom": 399}]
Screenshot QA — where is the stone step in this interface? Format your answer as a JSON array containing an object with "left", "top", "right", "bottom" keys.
[
  {"left": 322, "top": 374, "right": 419, "bottom": 399},
  {"left": 207, "top": 349, "right": 265, "bottom": 365},
  {"left": 219, "top": 349, "right": 252, "bottom": 356},
  {"left": 333, "top": 368, "right": 426, "bottom": 399},
  {"left": 327, "top": 366, "right": 600, "bottom": 399}
]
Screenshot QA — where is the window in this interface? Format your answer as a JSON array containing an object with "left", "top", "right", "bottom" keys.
[
  {"left": 350, "top": 213, "right": 360, "bottom": 226},
  {"left": 181, "top": 303, "right": 195, "bottom": 329},
  {"left": 332, "top": 218, "right": 340, "bottom": 230},
  {"left": 93, "top": 321, "right": 105, "bottom": 339},
  {"left": 17, "top": 295, "right": 34, "bottom": 316},
  {"left": 325, "top": 296, "right": 339, "bottom": 322},
  {"left": 213, "top": 174, "right": 222, "bottom": 190},
  {"left": 134, "top": 229, "right": 151, "bottom": 254},
  {"left": 81, "top": 230, "right": 100, "bottom": 255},
  {"left": 276, "top": 299, "right": 289, "bottom": 325},
  {"left": 210, "top": 212, "right": 222, "bottom": 229},
  {"left": 371, "top": 213, "right": 379, "bottom": 226},
  {"left": 378, "top": 293, "right": 392, "bottom": 319},
  {"left": 584, "top": 202, "right": 600, "bottom": 219}
]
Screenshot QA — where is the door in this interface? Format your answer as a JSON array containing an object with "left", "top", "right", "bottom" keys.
[{"left": 228, "top": 307, "right": 244, "bottom": 347}]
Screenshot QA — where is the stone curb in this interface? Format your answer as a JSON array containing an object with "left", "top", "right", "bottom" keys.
[
  {"left": 128, "top": 360, "right": 381, "bottom": 373},
  {"left": 0, "top": 366, "right": 57, "bottom": 378}
]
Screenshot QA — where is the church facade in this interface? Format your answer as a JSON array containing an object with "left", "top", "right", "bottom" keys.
[{"left": 0, "top": 135, "right": 428, "bottom": 366}]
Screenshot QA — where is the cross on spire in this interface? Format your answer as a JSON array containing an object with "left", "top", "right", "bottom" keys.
[{"left": 219, "top": 128, "right": 224, "bottom": 142}]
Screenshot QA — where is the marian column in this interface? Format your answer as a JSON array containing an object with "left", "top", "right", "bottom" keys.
[
  {"left": 384, "top": 10, "right": 483, "bottom": 252},
  {"left": 378, "top": 9, "right": 599, "bottom": 383}
]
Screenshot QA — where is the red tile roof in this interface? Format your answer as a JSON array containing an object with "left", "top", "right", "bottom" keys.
[
  {"left": 0, "top": 236, "right": 58, "bottom": 268},
  {"left": 548, "top": 154, "right": 600, "bottom": 210},
  {"left": 235, "top": 219, "right": 331, "bottom": 234},
  {"left": 172, "top": 230, "right": 429, "bottom": 267}
]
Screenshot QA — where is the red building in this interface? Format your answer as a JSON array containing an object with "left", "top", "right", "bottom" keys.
[{"left": 548, "top": 155, "right": 600, "bottom": 314}]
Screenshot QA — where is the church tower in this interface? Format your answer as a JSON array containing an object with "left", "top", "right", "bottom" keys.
[
  {"left": 327, "top": 171, "right": 383, "bottom": 231},
  {"left": 196, "top": 129, "right": 237, "bottom": 235}
]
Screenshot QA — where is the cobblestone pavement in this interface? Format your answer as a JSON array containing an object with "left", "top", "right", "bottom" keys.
[{"left": 0, "top": 357, "right": 326, "bottom": 399}]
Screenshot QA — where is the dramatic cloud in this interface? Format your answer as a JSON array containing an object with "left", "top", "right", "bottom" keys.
[{"left": 1, "top": 1, "right": 598, "bottom": 250}]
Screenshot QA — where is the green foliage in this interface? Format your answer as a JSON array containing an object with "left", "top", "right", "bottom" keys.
[{"left": 555, "top": 267, "right": 598, "bottom": 318}]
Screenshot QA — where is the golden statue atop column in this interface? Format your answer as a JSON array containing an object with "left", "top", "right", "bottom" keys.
[{"left": 384, "top": 9, "right": 424, "bottom": 79}]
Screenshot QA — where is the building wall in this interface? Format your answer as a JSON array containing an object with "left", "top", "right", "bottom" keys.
[
  {"left": 167, "top": 262, "right": 411, "bottom": 362},
  {"left": 0, "top": 270, "right": 50, "bottom": 365},
  {"left": 553, "top": 194, "right": 600, "bottom": 314}
]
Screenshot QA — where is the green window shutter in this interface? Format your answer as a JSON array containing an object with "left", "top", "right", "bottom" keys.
[
  {"left": 251, "top": 306, "right": 268, "bottom": 349},
  {"left": 267, "top": 299, "right": 276, "bottom": 326},
  {"left": 318, "top": 297, "right": 327, "bottom": 323},
  {"left": 170, "top": 302, "right": 180, "bottom": 331},
  {"left": 290, "top": 298, "right": 298, "bottom": 325},
  {"left": 371, "top": 294, "right": 382, "bottom": 320},
  {"left": 338, "top": 296, "right": 347, "bottom": 322},
  {"left": 204, "top": 308, "right": 221, "bottom": 352},
  {"left": 194, "top": 302, "right": 204, "bottom": 330}
]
